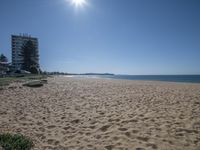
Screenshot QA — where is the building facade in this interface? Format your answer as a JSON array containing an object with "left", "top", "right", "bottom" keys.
[{"left": 11, "top": 34, "right": 39, "bottom": 70}]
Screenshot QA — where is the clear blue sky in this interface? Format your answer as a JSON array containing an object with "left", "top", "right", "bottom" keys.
[{"left": 0, "top": 0, "right": 200, "bottom": 74}]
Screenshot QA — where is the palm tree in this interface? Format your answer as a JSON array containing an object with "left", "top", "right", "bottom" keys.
[
  {"left": 0, "top": 54, "right": 9, "bottom": 74},
  {"left": 0, "top": 54, "right": 8, "bottom": 63}
]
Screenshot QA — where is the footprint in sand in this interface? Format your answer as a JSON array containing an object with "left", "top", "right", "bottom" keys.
[
  {"left": 146, "top": 143, "right": 158, "bottom": 149},
  {"left": 124, "top": 132, "right": 131, "bottom": 137},
  {"left": 85, "top": 132, "right": 91, "bottom": 136},
  {"left": 108, "top": 118, "right": 120, "bottom": 122},
  {"left": 99, "top": 125, "right": 111, "bottom": 132},
  {"left": 47, "top": 139, "right": 60, "bottom": 145},
  {"left": 132, "top": 129, "right": 139, "bottom": 134},
  {"left": 136, "top": 148, "right": 146, "bottom": 150},
  {"left": 88, "top": 125, "right": 96, "bottom": 129},
  {"left": 105, "top": 145, "right": 114, "bottom": 150},
  {"left": 121, "top": 119, "right": 138, "bottom": 124},
  {"left": 137, "top": 136, "right": 149, "bottom": 142},
  {"left": 47, "top": 125, "right": 56, "bottom": 129},
  {"left": 63, "top": 126, "right": 74, "bottom": 131},
  {"left": 112, "top": 136, "right": 119, "bottom": 141},
  {"left": 193, "top": 122, "right": 200, "bottom": 132},
  {"left": 87, "top": 144, "right": 93, "bottom": 148},
  {"left": 61, "top": 116, "right": 66, "bottom": 120},
  {"left": 56, "top": 145, "right": 68, "bottom": 150},
  {"left": 43, "top": 145, "right": 55, "bottom": 150},
  {"left": 71, "top": 119, "right": 80, "bottom": 124},
  {"left": 36, "top": 133, "right": 46, "bottom": 140},
  {"left": 118, "top": 127, "right": 128, "bottom": 131},
  {"left": 37, "top": 121, "right": 43, "bottom": 126},
  {"left": 95, "top": 135, "right": 101, "bottom": 139}
]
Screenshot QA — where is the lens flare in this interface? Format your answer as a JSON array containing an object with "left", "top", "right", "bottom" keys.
[{"left": 71, "top": 0, "right": 87, "bottom": 7}]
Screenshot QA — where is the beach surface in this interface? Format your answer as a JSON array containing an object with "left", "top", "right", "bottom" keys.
[{"left": 0, "top": 76, "right": 200, "bottom": 150}]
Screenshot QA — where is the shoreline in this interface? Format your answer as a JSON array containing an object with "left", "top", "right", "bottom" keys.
[{"left": 63, "top": 75, "right": 200, "bottom": 85}]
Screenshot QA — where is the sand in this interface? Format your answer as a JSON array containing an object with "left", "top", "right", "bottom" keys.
[{"left": 0, "top": 76, "right": 200, "bottom": 150}]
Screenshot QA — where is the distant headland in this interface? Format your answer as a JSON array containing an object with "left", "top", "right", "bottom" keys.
[{"left": 42, "top": 72, "right": 115, "bottom": 76}]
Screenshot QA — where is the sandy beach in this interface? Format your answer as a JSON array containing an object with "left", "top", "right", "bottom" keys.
[{"left": 0, "top": 76, "right": 200, "bottom": 150}]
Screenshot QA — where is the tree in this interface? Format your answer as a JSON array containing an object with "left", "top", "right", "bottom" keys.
[
  {"left": 30, "top": 66, "right": 40, "bottom": 74},
  {"left": 0, "top": 54, "right": 9, "bottom": 74},
  {"left": 0, "top": 54, "right": 8, "bottom": 63},
  {"left": 20, "top": 40, "right": 38, "bottom": 72}
]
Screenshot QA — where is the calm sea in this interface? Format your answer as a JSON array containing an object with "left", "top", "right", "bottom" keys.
[{"left": 82, "top": 75, "right": 200, "bottom": 83}]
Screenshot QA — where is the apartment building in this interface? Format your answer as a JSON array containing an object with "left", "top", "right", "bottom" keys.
[{"left": 11, "top": 34, "right": 39, "bottom": 70}]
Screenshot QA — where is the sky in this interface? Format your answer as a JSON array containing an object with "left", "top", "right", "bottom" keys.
[{"left": 0, "top": 0, "right": 200, "bottom": 75}]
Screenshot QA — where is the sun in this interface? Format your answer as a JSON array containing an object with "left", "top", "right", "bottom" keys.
[{"left": 71, "top": 0, "right": 87, "bottom": 7}]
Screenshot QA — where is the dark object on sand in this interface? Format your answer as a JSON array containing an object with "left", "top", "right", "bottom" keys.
[
  {"left": 41, "top": 79, "right": 48, "bottom": 84},
  {"left": 23, "top": 80, "right": 43, "bottom": 87}
]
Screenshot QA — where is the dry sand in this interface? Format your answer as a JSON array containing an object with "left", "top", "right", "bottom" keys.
[{"left": 0, "top": 76, "right": 200, "bottom": 150}]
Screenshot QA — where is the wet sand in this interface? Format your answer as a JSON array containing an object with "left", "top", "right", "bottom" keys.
[{"left": 0, "top": 76, "right": 200, "bottom": 150}]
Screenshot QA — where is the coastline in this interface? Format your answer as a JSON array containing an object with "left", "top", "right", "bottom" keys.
[
  {"left": 0, "top": 76, "right": 200, "bottom": 150},
  {"left": 64, "top": 74, "right": 200, "bottom": 85}
]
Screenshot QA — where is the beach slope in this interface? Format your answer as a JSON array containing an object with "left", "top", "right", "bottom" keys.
[{"left": 0, "top": 76, "right": 200, "bottom": 150}]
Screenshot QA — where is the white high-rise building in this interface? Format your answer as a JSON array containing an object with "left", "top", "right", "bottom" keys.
[{"left": 11, "top": 34, "right": 39, "bottom": 70}]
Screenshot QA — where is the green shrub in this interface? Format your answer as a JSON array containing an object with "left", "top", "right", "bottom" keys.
[{"left": 0, "top": 133, "right": 33, "bottom": 150}]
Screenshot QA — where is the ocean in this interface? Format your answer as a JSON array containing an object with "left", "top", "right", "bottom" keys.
[{"left": 76, "top": 75, "right": 200, "bottom": 83}]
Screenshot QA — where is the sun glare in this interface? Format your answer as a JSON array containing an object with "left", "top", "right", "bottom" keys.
[{"left": 71, "top": 0, "right": 87, "bottom": 8}]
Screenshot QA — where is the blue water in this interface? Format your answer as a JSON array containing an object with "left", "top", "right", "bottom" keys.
[{"left": 91, "top": 75, "right": 200, "bottom": 83}]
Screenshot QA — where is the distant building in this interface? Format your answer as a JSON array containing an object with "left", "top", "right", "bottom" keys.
[{"left": 11, "top": 34, "right": 39, "bottom": 70}]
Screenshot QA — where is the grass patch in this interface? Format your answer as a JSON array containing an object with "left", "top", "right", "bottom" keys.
[
  {"left": 0, "top": 133, "right": 34, "bottom": 150},
  {"left": 0, "top": 77, "right": 16, "bottom": 86},
  {"left": 0, "top": 75, "right": 48, "bottom": 87},
  {"left": 22, "top": 75, "right": 48, "bottom": 80}
]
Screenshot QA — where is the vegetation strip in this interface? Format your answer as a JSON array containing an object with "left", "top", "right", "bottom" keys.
[{"left": 0, "top": 133, "right": 34, "bottom": 150}]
